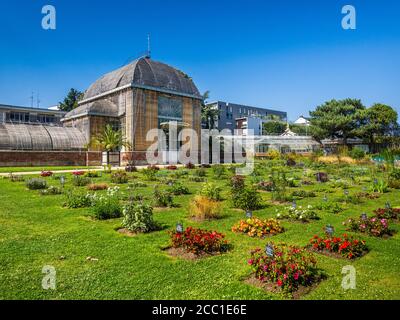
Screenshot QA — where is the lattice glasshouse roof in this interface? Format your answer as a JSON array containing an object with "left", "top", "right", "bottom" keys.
[
  {"left": 83, "top": 57, "right": 201, "bottom": 100},
  {"left": 0, "top": 123, "right": 86, "bottom": 151}
]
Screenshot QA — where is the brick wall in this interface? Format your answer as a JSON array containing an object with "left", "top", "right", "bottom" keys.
[{"left": 0, "top": 151, "right": 102, "bottom": 167}]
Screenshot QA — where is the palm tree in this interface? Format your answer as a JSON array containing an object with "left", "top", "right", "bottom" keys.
[
  {"left": 89, "top": 125, "right": 131, "bottom": 165},
  {"left": 201, "top": 91, "right": 220, "bottom": 129}
]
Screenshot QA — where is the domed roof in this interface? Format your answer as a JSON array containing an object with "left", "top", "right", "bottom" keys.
[
  {"left": 63, "top": 99, "right": 119, "bottom": 120},
  {"left": 83, "top": 57, "right": 201, "bottom": 100}
]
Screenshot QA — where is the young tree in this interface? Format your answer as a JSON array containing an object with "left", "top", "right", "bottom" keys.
[
  {"left": 59, "top": 88, "right": 84, "bottom": 112},
  {"left": 355, "top": 103, "right": 398, "bottom": 153},
  {"left": 309, "top": 99, "right": 365, "bottom": 144},
  {"left": 89, "top": 125, "right": 131, "bottom": 153},
  {"left": 201, "top": 91, "right": 220, "bottom": 129}
]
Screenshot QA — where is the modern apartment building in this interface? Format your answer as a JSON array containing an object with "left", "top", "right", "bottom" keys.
[{"left": 205, "top": 101, "right": 287, "bottom": 132}]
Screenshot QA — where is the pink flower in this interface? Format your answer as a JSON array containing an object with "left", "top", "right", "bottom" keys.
[
  {"left": 247, "top": 259, "right": 254, "bottom": 265},
  {"left": 294, "top": 272, "right": 299, "bottom": 280}
]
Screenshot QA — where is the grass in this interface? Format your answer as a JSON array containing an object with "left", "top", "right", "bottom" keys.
[
  {"left": 0, "top": 161, "right": 399, "bottom": 300},
  {"left": 0, "top": 166, "right": 98, "bottom": 173}
]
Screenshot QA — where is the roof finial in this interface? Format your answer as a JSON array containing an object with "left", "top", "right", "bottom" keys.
[{"left": 147, "top": 33, "right": 151, "bottom": 59}]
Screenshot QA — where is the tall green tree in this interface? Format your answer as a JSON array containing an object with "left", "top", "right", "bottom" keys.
[
  {"left": 355, "top": 103, "right": 398, "bottom": 152},
  {"left": 201, "top": 91, "right": 220, "bottom": 129},
  {"left": 262, "top": 121, "right": 286, "bottom": 135},
  {"left": 59, "top": 88, "right": 84, "bottom": 112},
  {"left": 309, "top": 99, "right": 365, "bottom": 143}
]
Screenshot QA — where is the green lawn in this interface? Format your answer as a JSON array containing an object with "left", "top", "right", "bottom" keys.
[
  {"left": 0, "top": 161, "right": 399, "bottom": 300},
  {"left": 0, "top": 166, "right": 98, "bottom": 173}
]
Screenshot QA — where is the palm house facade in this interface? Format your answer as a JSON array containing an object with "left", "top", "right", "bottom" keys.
[{"left": 62, "top": 57, "right": 203, "bottom": 164}]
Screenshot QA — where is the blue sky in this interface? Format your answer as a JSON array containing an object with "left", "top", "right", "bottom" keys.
[{"left": 0, "top": 0, "right": 399, "bottom": 120}]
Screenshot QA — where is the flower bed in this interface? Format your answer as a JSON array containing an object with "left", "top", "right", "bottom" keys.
[
  {"left": 257, "top": 181, "right": 274, "bottom": 191},
  {"left": 343, "top": 216, "right": 392, "bottom": 237},
  {"left": 169, "top": 227, "right": 229, "bottom": 256},
  {"left": 232, "top": 217, "right": 284, "bottom": 238},
  {"left": 247, "top": 243, "right": 321, "bottom": 296},
  {"left": 276, "top": 205, "right": 319, "bottom": 222},
  {"left": 40, "top": 171, "right": 53, "bottom": 177},
  {"left": 72, "top": 171, "right": 85, "bottom": 176},
  {"left": 373, "top": 207, "right": 400, "bottom": 221},
  {"left": 309, "top": 233, "right": 368, "bottom": 259}
]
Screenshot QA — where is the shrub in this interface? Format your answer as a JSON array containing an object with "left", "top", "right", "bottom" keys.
[
  {"left": 147, "top": 165, "right": 160, "bottom": 171},
  {"left": 8, "top": 173, "right": 24, "bottom": 182},
  {"left": 87, "top": 183, "right": 109, "bottom": 191},
  {"left": 265, "top": 149, "right": 281, "bottom": 160},
  {"left": 286, "top": 158, "right": 296, "bottom": 167},
  {"left": 170, "top": 227, "right": 229, "bottom": 255},
  {"left": 301, "top": 178, "right": 314, "bottom": 185},
  {"left": 110, "top": 170, "right": 128, "bottom": 184},
  {"left": 290, "top": 190, "right": 316, "bottom": 199},
  {"left": 142, "top": 168, "right": 158, "bottom": 181},
  {"left": 232, "top": 217, "right": 284, "bottom": 238},
  {"left": 369, "top": 179, "right": 388, "bottom": 193},
  {"left": 315, "top": 172, "right": 328, "bottom": 182},
  {"left": 26, "top": 178, "right": 47, "bottom": 190},
  {"left": 269, "top": 169, "right": 290, "bottom": 202},
  {"left": 388, "top": 180, "right": 400, "bottom": 189},
  {"left": 103, "top": 164, "right": 112, "bottom": 174},
  {"left": 257, "top": 181, "right": 274, "bottom": 191},
  {"left": 212, "top": 165, "right": 226, "bottom": 178},
  {"left": 40, "top": 171, "right": 53, "bottom": 177},
  {"left": 64, "top": 192, "right": 93, "bottom": 208},
  {"left": 349, "top": 147, "right": 365, "bottom": 160},
  {"left": 153, "top": 187, "right": 175, "bottom": 207},
  {"left": 189, "top": 195, "right": 222, "bottom": 220},
  {"left": 85, "top": 170, "right": 100, "bottom": 178},
  {"left": 248, "top": 244, "right": 319, "bottom": 294},
  {"left": 122, "top": 203, "right": 158, "bottom": 233},
  {"left": 232, "top": 187, "right": 262, "bottom": 210},
  {"left": 185, "top": 162, "right": 195, "bottom": 169},
  {"left": 171, "top": 170, "right": 188, "bottom": 179},
  {"left": 200, "top": 164, "right": 211, "bottom": 168},
  {"left": 315, "top": 201, "right": 343, "bottom": 214},
  {"left": 200, "top": 182, "right": 222, "bottom": 201},
  {"left": 92, "top": 195, "right": 122, "bottom": 220},
  {"left": 128, "top": 181, "right": 147, "bottom": 189},
  {"left": 328, "top": 179, "right": 350, "bottom": 190},
  {"left": 388, "top": 169, "right": 400, "bottom": 189},
  {"left": 72, "top": 175, "right": 91, "bottom": 187},
  {"left": 193, "top": 168, "right": 206, "bottom": 177},
  {"left": 168, "top": 181, "right": 190, "bottom": 195},
  {"left": 231, "top": 175, "right": 245, "bottom": 191},
  {"left": 125, "top": 165, "right": 137, "bottom": 173},
  {"left": 276, "top": 205, "right": 319, "bottom": 222},
  {"left": 373, "top": 207, "right": 400, "bottom": 220},
  {"left": 354, "top": 192, "right": 380, "bottom": 200},
  {"left": 40, "top": 186, "right": 62, "bottom": 196},
  {"left": 343, "top": 216, "right": 392, "bottom": 237},
  {"left": 188, "top": 176, "right": 205, "bottom": 182},
  {"left": 309, "top": 234, "right": 368, "bottom": 259}
]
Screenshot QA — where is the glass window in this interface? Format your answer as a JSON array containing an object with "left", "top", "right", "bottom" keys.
[{"left": 158, "top": 96, "right": 183, "bottom": 127}]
